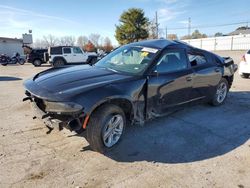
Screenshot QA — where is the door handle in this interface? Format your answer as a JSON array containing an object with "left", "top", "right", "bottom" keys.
[
  {"left": 186, "top": 76, "right": 192, "bottom": 81},
  {"left": 64, "top": 55, "right": 67, "bottom": 56},
  {"left": 215, "top": 68, "right": 220, "bottom": 72}
]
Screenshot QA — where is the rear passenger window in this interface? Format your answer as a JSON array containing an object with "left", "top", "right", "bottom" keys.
[
  {"left": 63, "top": 48, "right": 71, "bottom": 54},
  {"left": 51, "top": 47, "right": 62, "bottom": 55},
  {"left": 188, "top": 53, "right": 207, "bottom": 67},
  {"left": 247, "top": 50, "right": 250, "bottom": 54}
]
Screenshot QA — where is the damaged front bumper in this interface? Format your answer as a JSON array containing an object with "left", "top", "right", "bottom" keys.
[{"left": 23, "top": 92, "right": 86, "bottom": 133}]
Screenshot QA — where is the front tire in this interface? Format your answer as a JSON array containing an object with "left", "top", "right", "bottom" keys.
[
  {"left": 210, "top": 78, "right": 229, "bottom": 106},
  {"left": 53, "top": 59, "right": 65, "bottom": 67},
  {"left": 86, "top": 104, "right": 126, "bottom": 153}
]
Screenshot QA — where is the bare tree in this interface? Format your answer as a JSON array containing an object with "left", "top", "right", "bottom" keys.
[
  {"left": 167, "top": 34, "right": 178, "bottom": 40},
  {"left": 102, "top": 37, "right": 113, "bottom": 52},
  {"left": 32, "top": 39, "right": 47, "bottom": 48},
  {"left": 89, "top": 33, "right": 101, "bottom": 47},
  {"left": 147, "top": 20, "right": 158, "bottom": 39},
  {"left": 59, "top": 36, "right": 76, "bottom": 46},
  {"left": 42, "top": 34, "right": 59, "bottom": 47},
  {"left": 77, "top": 36, "right": 88, "bottom": 48}
]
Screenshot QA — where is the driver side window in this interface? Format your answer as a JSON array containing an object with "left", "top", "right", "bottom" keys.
[
  {"left": 73, "top": 47, "right": 83, "bottom": 54},
  {"left": 156, "top": 49, "right": 188, "bottom": 73}
]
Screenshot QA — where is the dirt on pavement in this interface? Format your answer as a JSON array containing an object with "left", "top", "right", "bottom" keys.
[{"left": 0, "top": 50, "right": 249, "bottom": 188}]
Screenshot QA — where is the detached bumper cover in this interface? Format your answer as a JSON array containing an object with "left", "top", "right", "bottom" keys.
[
  {"left": 23, "top": 92, "right": 85, "bottom": 132},
  {"left": 30, "top": 101, "right": 65, "bottom": 130}
]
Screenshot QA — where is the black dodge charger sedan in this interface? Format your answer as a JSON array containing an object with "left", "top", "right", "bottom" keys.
[{"left": 23, "top": 39, "right": 237, "bottom": 153}]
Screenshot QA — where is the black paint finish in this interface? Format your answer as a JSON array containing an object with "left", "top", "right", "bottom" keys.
[{"left": 23, "top": 39, "right": 237, "bottom": 127}]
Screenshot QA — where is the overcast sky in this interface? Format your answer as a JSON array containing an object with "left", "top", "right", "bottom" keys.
[{"left": 0, "top": 0, "right": 249, "bottom": 45}]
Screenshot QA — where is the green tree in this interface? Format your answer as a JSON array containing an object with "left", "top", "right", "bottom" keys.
[
  {"left": 115, "top": 8, "right": 149, "bottom": 45},
  {"left": 214, "top": 32, "right": 223, "bottom": 37},
  {"left": 191, "top": 30, "right": 207, "bottom": 39}
]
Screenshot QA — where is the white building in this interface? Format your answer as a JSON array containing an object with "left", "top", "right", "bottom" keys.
[{"left": 0, "top": 37, "right": 24, "bottom": 56}]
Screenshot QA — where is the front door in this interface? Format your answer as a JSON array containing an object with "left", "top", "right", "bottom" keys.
[
  {"left": 72, "top": 47, "right": 88, "bottom": 63},
  {"left": 147, "top": 48, "right": 194, "bottom": 117}
]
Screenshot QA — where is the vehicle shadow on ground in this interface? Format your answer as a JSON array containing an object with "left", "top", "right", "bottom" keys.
[
  {"left": 0, "top": 76, "right": 22, "bottom": 81},
  {"left": 100, "top": 91, "right": 250, "bottom": 164}
]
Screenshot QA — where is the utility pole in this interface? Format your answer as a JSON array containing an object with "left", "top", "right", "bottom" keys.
[
  {"left": 165, "top": 27, "right": 168, "bottom": 39},
  {"left": 155, "top": 11, "right": 159, "bottom": 39},
  {"left": 188, "top": 17, "right": 191, "bottom": 38}
]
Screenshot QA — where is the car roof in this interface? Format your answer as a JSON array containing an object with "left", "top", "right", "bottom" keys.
[
  {"left": 50, "top": 46, "right": 76, "bottom": 48},
  {"left": 128, "top": 39, "right": 179, "bottom": 49},
  {"left": 33, "top": 49, "right": 47, "bottom": 51}
]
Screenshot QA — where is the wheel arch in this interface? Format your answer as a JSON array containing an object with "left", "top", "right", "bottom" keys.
[
  {"left": 33, "top": 58, "right": 42, "bottom": 62},
  {"left": 84, "top": 96, "right": 135, "bottom": 128},
  {"left": 222, "top": 75, "right": 233, "bottom": 89},
  {"left": 53, "top": 56, "right": 67, "bottom": 64}
]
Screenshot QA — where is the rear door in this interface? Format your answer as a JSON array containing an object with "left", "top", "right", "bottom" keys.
[
  {"left": 187, "top": 50, "right": 221, "bottom": 101},
  {"left": 62, "top": 47, "right": 74, "bottom": 63},
  {"left": 38, "top": 49, "right": 47, "bottom": 62},
  {"left": 147, "top": 48, "right": 194, "bottom": 116}
]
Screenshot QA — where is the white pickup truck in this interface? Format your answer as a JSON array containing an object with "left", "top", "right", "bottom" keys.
[{"left": 45, "top": 46, "right": 98, "bottom": 67}]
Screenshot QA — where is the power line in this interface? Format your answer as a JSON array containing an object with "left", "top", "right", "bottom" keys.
[{"left": 167, "top": 21, "right": 250, "bottom": 31}]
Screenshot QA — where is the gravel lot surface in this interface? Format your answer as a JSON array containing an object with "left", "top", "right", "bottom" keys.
[{"left": 0, "top": 50, "right": 249, "bottom": 188}]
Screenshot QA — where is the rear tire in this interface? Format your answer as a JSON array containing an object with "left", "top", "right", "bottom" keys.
[
  {"left": 86, "top": 104, "right": 126, "bottom": 153},
  {"left": 210, "top": 78, "right": 229, "bottom": 106},
  {"left": 19, "top": 59, "right": 25, "bottom": 65},
  {"left": 241, "top": 73, "right": 249, "bottom": 79},
  {"left": 1, "top": 57, "right": 8, "bottom": 66},
  {"left": 90, "top": 57, "right": 97, "bottom": 65},
  {"left": 33, "top": 59, "right": 42, "bottom": 67}
]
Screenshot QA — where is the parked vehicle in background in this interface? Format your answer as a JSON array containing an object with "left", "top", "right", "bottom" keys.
[
  {"left": 44, "top": 46, "right": 98, "bottom": 67},
  {"left": 23, "top": 39, "right": 238, "bottom": 153},
  {"left": 239, "top": 50, "right": 250, "bottom": 78},
  {"left": 27, "top": 49, "right": 48, "bottom": 67},
  {"left": 0, "top": 53, "right": 25, "bottom": 66}
]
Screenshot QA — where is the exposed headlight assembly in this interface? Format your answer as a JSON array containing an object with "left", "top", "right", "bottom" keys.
[{"left": 44, "top": 101, "right": 83, "bottom": 114}]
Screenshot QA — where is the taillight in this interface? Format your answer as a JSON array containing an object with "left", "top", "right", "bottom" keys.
[{"left": 242, "top": 55, "right": 246, "bottom": 62}]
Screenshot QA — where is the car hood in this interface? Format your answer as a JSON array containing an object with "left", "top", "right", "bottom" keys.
[{"left": 25, "top": 65, "right": 134, "bottom": 100}]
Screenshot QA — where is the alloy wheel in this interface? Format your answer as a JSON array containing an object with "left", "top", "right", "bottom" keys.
[
  {"left": 102, "top": 114, "right": 124, "bottom": 148},
  {"left": 216, "top": 82, "right": 228, "bottom": 103}
]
